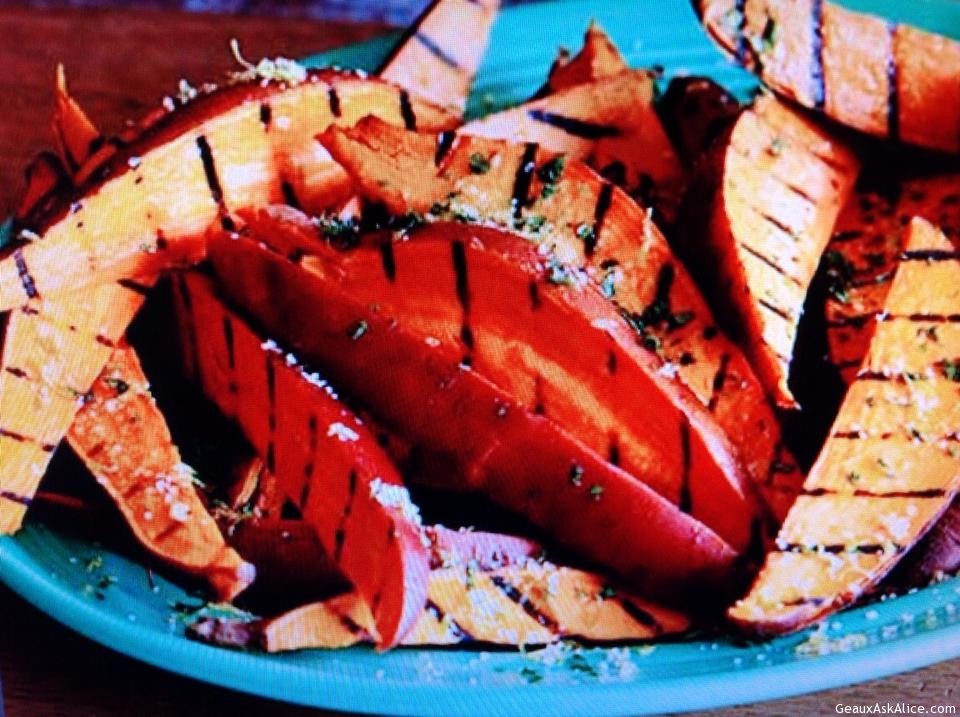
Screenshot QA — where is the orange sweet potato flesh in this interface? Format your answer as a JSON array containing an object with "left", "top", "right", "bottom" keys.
[
  {"left": 378, "top": 0, "right": 499, "bottom": 117},
  {"left": 697, "top": 0, "right": 960, "bottom": 153},
  {"left": 207, "top": 214, "right": 740, "bottom": 600},
  {"left": 547, "top": 21, "right": 628, "bottom": 93},
  {"left": 681, "top": 93, "right": 859, "bottom": 408},
  {"left": 319, "top": 116, "right": 804, "bottom": 524},
  {"left": 463, "top": 69, "right": 685, "bottom": 225},
  {"left": 176, "top": 272, "right": 430, "bottom": 648},
  {"left": 0, "top": 71, "right": 455, "bottom": 533},
  {"left": 729, "top": 218, "right": 960, "bottom": 637},
  {"left": 67, "top": 343, "right": 254, "bottom": 601},
  {"left": 250, "top": 561, "right": 690, "bottom": 651},
  {"left": 824, "top": 175, "right": 960, "bottom": 385}
]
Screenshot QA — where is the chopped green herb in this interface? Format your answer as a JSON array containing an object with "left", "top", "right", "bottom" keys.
[
  {"left": 600, "top": 266, "right": 618, "bottom": 299},
  {"left": 519, "top": 666, "right": 544, "bottom": 684},
  {"left": 569, "top": 463, "right": 584, "bottom": 487},
  {"left": 576, "top": 222, "right": 596, "bottom": 245},
  {"left": 104, "top": 377, "right": 130, "bottom": 395},
  {"left": 566, "top": 653, "right": 600, "bottom": 677},
  {"left": 823, "top": 250, "right": 855, "bottom": 304},
  {"left": 537, "top": 155, "right": 566, "bottom": 199},
  {"left": 85, "top": 554, "right": 104, "bottom": 573},
  {"left": 525, "top": 214, "right": 548, "bottom": 233},
  {"left": 844, "top": 471, "right": 861, "bottom": 485},
  {"left": 943, "top": 360, "right": 960, "bottom": 382},
  {"left": 759, "top": 17, "right": 779, "bottom": 52},
  {"left": 469, "top": 152, "right": 491, "bottom": 175},
  {"left": 347, "top": 320, "right": 369, "bottom": 341},
  {"left": 671, "top": 311, "right": 695, "bottom": 328},
  {"left": 599, "top": 585, "right": 617, "bottom": 599},
  {"left": 589, "top": 484, "right": 604, "bottom": 501},
  {"left": 545, "top": 255, "right": 577, "bottom": 286},
  {"left": 768, "top": 137, "right": 786, "bottom": 156},
  {"left": 315, "top": 215, "right": 359, "bottom": 247}
]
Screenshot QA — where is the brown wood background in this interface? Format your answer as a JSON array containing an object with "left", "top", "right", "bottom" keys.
[{"left": 0, "top": 5, "right": 955, "bottom": 717}]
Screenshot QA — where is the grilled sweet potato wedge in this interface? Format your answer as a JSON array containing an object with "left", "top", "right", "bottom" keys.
[
  {"left": 729, "top": 217, "right": 960, "bottom": 636},
  {"left": 546, "top": 22, "right": 628, "bottom": 93},
  {"left": 195, "top": 559, "right": 689, "bottom": 651},
  {"left": 175, "top": 272, "right": 430, "bottom": 647},
  {"left": 0, "top": 69, "right": 456, "bottom": 311},
  {"left": 67, "top": 343, "right": 254, "bottom": 600},
  {"left": 682, "top": 93, "right": 859, "bottom": 407},
  {"left": 379, "top": 0, "right": 499, "bottom": 117},
  {"left": 0, "top": 71, "right": 456, "bottom": 533},
  {"left": 207, "top": 213, "right": 740, "bottom": 598},
  {"left": 657, "top": 76, "right": 741, "bottom": 167},
  {"left": 463, "top": 70, "right": 685, "bottom": 224},
  {"left": 824, "top": 175, "right": 960, "bottom": 385},
  {"left": 697, "top": 0, "right": 960, "bottom": 153},
  {"left": 319, "top": 116, "right": 805, "bottom": 523}
]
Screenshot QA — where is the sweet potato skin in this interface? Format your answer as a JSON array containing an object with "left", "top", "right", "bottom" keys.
[
  {"left": 697, "top": 0, "right": 960, "bottom": 153},
  {"left": 177, "top": 273, "right": 431, "bottom": 648},
  {"left": 319, "top": 116, "right": 805, "bottom": 525},
  {"left": 547, "top": 22, "right": 629, "bottom": 93},
  {"left": 207, "top": 216, "right": 740, "bottom": 601},
  {"left": 729, "top": 218, "right": 960, "bottom": 636}
]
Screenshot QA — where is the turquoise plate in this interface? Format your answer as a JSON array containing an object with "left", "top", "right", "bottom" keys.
[{"left": 1, "top": 1, "right": 959, "bottom": 715}]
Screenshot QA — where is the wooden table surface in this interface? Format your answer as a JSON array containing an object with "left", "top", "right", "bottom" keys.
[{"left": 0, "top": 6, "right": 956, "bottom": 716}]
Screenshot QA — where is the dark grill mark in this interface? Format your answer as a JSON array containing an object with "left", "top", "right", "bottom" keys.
[
  {"left": 155, "top": 231, "right": 168, "bottom": 251},
  {"left": 452, "top": 240, "right": 470, "bottom": 311},
  {"left": 589, "top": 182, "right": 614, "bottom": 257},
  {"left": 299, "top": 478, "right": 311, "bottom": 511},
  {"left": 94, "top": 334, "right": 116, "bottom": 348},
  {"left": 259, "top": 103, "right": 272, "bottom": 128},
  {"left": 778, "top": 542, "right": 902, "bottom": 555},
  {"left": 0, "top": 490, "right": 32, "bottom": 507},
  {"left": 490, "top": 575, "right": 560, "bottom": 631},
  {"left": 783, "top": 596, "right": 826, "bottom": 607},
  {"left": 332, "top": 470, "right": 357, "bottom": 561},
  {"left": 758, "top": 298, "right": 793, "bottom": 323},
  {"left": 5, "top": 367, "right": 27, "bottom": 379},
  {"left": 511, "top": 142, "right": 539, "bottom": 221},
  {"left": 898, "top": 313, "right": 960, "bottom": 323},
  {"left": 280, "top": 180, "right": 302, "bottom": 211},
  {"left": 460, "top": 324, "right": 475, "bottom": 350},
  {"left": 740, "top": 243, "right": 801, "bottom": 286},
  {"left": 266, "top": 355, "right": 277, "bottom": 434},
  {"left": 902, "top": 249, "right": 960, "bottom": 262},
  {"left": 608, "top": 440, "right": 621, "bottom": 467},
  {"left": 305, "top": 414, "right": 318, "bottom": 479},
  {"left": 435, "top": 130, "right": 456, "bottom": 166},
  {"left": 678, "top": 419, "right": 692, "bottom": 513},
  {"left": 886, "top": 22, "right": 899, "bottom": 141},
  {"left": 424, "top": 600, "right": 471, "bottom": 642},
  {"left": 803, "top": 487, "right": 946, "bottom": 499},
  {"left": 0, "top": 428, "right": 31, "bottom": 443},
  {"left": 415, "top": 32, "right": 460, "bottom": 68},
  {"left": 527, "top": 110, "right": 620, "bottom": 139},
  {"left": 196, "top": 135, "right": 225, "bottom": 206},
  {"left": 617, "top": 599, "right": 662, "bottom": 634},
  {"left": 222, "top": 316, "right": 235, "bottom": 370},
  {"left": 338, "top": 612, "right": 366, "bottom": 637},
  {"left": 399, "top": 90, "right": 417, "bottom": 131},
  {"left": 533, "top": 375, "right": 546, "bottom": 415},
  {"left": 380, "top": 239, "right": 397, "bottom": 282},
  {"left": 117, "top": 278, "right": 152, "bottom": 297},
  {"left": 733, "top": 0, "right": 748, "bottom": 63},
  {"left": 607, "top": 350, "right": 617, "bottom": 375},
  {"left": 528, "top": 280, "right": 541, "bottom": 310},
  {"left": 832, "top": 230, "right": 864, "bottom": 244},
  {"left": 811, "top": 0, "right": 826, "bottom": 110},
  {"left": 328, "top": 88, "right": 342, "bottom": 118},
  {"left": 265, "top": 442, "right": 276, "bottom": 474},
  {"left": 760, "top": 211, "right": 796, "bottom": 237},
  {"left": 707, "top": 353, "right": 731, "bottom": 412},
  {"left": 826, "top": 314, "right": 872, "bottom": 329},
  {"left": 13, "top": 249, "right": 39, "bottom": 299}
]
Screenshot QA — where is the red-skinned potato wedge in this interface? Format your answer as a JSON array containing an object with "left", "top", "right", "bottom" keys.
[
  {"left": 729, "top": 218, "right": 960, "bottom": 636},
  {"left": 681, "top": 93, "right": 859, "bottom": 408},
  {"left": 824, "top": 175, "right": 960, "bottom": 385},
  {"left": 0, "top": 70, "right": 456, "bottom": 534},
  {"left": 67, "top": 343, "right": 254, "bottom": 601},
  {"left": 318, "top": 116, "right": 804, "bottom": 524},
  {"left": 53, "top": 64, "right": 102, "bottom": 172},
  {"left": 207, "top": 213, "right": 740, "bottom": 600},
  {"left": 226, "top": 208, "right": 755, "bottom": 551},
  {"left": 546, "top": 21, "right": 628, "bottom": 93},
  {"left": 378, "top": 0, "right": 499, "bottom": 117},
  {"left": 696, "top": 0, "right": 960, "bottom": 153},
  {"left": 462, "top": 69, "right": 686, "bottom": 225},
  {"left": 175, "top": 272, "right": 431, "bottom": 648},
  {"left": 193, "top": 559, "right": 690, "bottom": 651}
]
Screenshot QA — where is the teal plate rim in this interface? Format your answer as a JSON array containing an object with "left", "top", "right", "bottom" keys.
[{"left": 1, "top": 2, "right": 959, "bottom": 715}]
